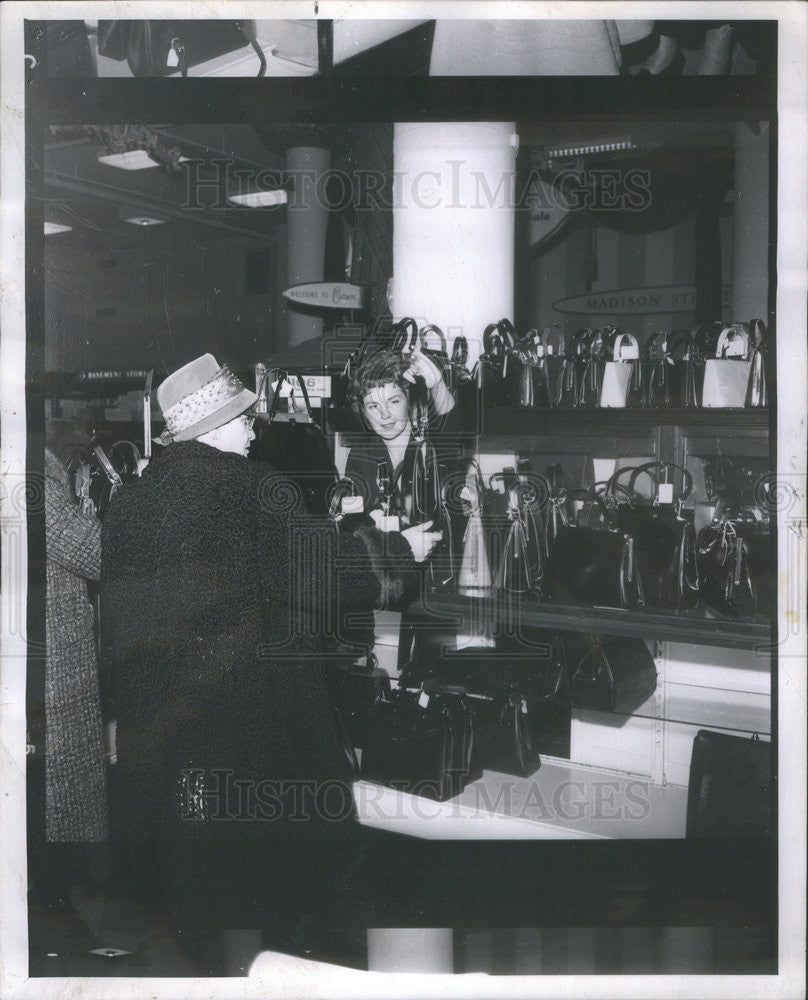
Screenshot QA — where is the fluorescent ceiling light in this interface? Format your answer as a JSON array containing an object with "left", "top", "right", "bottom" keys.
[
  {"left": 228, "top": 190, "right": 288, "bottom": 208},
  {"left": 44, "top": 221, "right": 73, "bottom": 235},
  {"left": 120, "top": 213, "right": 168, "bottom": 227},
  {"left": 98, "top": 150, "right": 189, "bottom": 170}
]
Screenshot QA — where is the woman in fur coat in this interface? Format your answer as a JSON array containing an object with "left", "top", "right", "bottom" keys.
[{"left": 101, "top": 354, "right": 419, "bottom": 843}]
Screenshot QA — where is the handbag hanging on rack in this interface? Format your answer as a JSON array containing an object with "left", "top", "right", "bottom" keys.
[
  {"left": 475, "top": 319, "right": 521, "bottom": 408},
  {"left": 490, "top": 467, "right": 538, "bottom": 597},
  {"left": 562, "top": 632, "right": 658, "bottom": 714},
  {"left": 606, "top": 461, "right": 701, "bottom": 612},
  {"left": 514, "top": 330, "right": 552, "bottom": 409},
  {"left": 251, "top": 369, "right": 339, "bottom": 515},
  {"left": 542, "top": 488, "right": 645, "bottom": 609},
  {"left": 642, "top": 331, "right": 674, "bottom": 408},
  {"left": 745, "top": 318, "right": 769, "bottom": 408}
]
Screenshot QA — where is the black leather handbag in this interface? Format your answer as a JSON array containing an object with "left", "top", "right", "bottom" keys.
[
  {"left": 325, "top": 658, "right": 392, "bottom": 750},
  {"left": 98, "top": 20, "right": 262, "bottom": 77},
  {"left": 542, "top": 489, "right": 645, "bottom": 609},
  {"left": 697, "top": 511, "right": 773, "bottom": 619},
  {"left": 251, "top": 370, "right": 339, "bottom": 515},
  {"left": 608, "top": 462, "right": 701, "bottom": 612},
  {"left": 563, "top": 633, "right": 658, "bottom": 713},
  {"left": 475, "top": 319, "right": 521, "bottom": 408},
  {"left": 450, "top": 679, "right": 540, "bottom": 778},
  {"left": 686, "top": 730, "right": 772, "bottom": 838},
  {"left": 361, "top": 683, "right": 480, "bottom": 801}
]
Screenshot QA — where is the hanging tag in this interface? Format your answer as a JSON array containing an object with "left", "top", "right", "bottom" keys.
[
  {"left": 658, "top": 483, "right": 674, "bottom": 505},
  {"left": 341, "top": 496, "right": 364, "bottom": 514},
  {"left": 379, "top": 514, "right": 401, "bottom": 533},
  {"left": 166, "top": 47, "right": 179, "bottom": 68},
  {"left": 418, "top": 690, "right": 430, "bottom": 709},
  {"left": 520, "top": 698, "right": 528, "bottom": 715}
]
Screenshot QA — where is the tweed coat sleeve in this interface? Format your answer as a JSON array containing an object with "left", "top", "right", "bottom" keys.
[{"left": 45, "top": 450, "right": 101, "bottom": 581}]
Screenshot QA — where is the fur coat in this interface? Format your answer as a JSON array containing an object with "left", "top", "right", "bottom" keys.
[{"left": 101, "top": 440, "right": 415, "bottom": 841}]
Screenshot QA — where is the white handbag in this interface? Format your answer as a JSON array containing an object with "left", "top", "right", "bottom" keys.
[
  {"left": 701, "top": 325, "right": 753, "bottom": 408},
  {"left": 600, "top": 332, "right": 640, "bottom": 408}
]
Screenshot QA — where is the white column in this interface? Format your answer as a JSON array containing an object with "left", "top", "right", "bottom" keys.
[
  {"left": 367, "top": 927, "right": 453, "bottom": 973},
  {"left": 731, "top": 122, "right": 770, "bottom": 322},
  {"left": 285, "top": 146, "right": 331, "bottom": 347},
  {"left": 392, "top": 122, "right": 518, "bottom": 367}
]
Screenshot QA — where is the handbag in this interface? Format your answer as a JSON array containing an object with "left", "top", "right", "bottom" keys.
[
  {"left": 99, "top": 20, "right": 263, "bottom": 77},
  {"left": 701, "top": 324, "right": 754, "bottom": 408},
  {"left": 563, "top": 632, "right": 658, "bottom": 713},
  {"left": 408, "top": 375, "right": 455, "bottom": 592},
  {"left": 326, "top": 656, "right": 392, "bottom": 750},
  {"left": 542, "top": 489, "right": 645, "bottom": 609},
  {"left": 600, "top": 331, "right": 641, "bottom": 408},
  {"left": 361, "top": 683, "right": 480, "bottom": 801},
  {"left": 541, "top": 326, "right": 568, "bottom": 408},
  {"left": 444, "top": 458, "right": 494, "bottom": 597},
  {"left": 607, "top": 461, "right": 701, "bottom": 611},
  {"left": 513, "top": 330, "right": 552, "bottom": 409},
  {"left": 251, "top": 369, "right": 339, "bottom": 515},
  {"left": 666, "top": 329, "right": 700, "bottom": 408},
  {"left": 686, "top": 730, "right": 772, "bottom": 838},
  {"left": 745, "top": 318, "right": 769, "bottom": 408},
  {"left": 697, "top": 509, "right": 773, "bottom": 619},
  {"left": 491, "top": 468, "right": 539, "bottom": 597},
  {"left": 642, "top": 331, "right": 675, "bottom": 408},
  {"left": 474, "top": 319, "right": 521, "bottom": 408}
]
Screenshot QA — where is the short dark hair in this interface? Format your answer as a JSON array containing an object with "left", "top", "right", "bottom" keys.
[{"left": 348, "top": 349, "right": 410, "bottom": 413}]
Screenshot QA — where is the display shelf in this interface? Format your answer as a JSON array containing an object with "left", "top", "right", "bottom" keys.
[
  {"left": 413, "top": 592, "right": 773, "bottom": 651},
  {"left": 475, "top": 406, "right": 770, "bottom": 437}
]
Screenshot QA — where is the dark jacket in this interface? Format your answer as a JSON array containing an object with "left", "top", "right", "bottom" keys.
[{"left": 101, "top": 440, "right": 415, "bottom": 840}]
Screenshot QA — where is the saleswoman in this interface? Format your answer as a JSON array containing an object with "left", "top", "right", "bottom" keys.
[{"left": 344, "top": 347, "right": 456, "bottom": 563}]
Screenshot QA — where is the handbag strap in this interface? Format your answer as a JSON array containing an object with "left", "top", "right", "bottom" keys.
[
  {"left": 418, "top": 323, "right": 447, "bottom": 355},
  {"left": 451, "top": 335, "right": 469, "bottom": 367}
]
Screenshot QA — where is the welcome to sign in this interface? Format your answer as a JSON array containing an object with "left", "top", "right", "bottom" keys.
[{"left": 554, "top": 285, "right": 732, "bottom": 316}]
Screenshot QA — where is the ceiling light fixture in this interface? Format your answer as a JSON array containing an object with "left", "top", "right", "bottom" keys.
[
  {"left": 117, "top": 205, "right": 169, "bottom": 227},
  {"left": 227, "top": 190, "right": 288, "bottom": 208},
  {"left": 44, "top": 221, "right": 73, "bottom": 235},
  {"left": 99, "top": 150, "right": 189, "bottom": 171}
]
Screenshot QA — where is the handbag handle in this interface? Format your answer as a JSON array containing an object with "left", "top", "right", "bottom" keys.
[
  {"left": 451, "top": 335, "right": 469, "bottom": 367},
  {"left": 268, "top": 369, "right": 314, "bottom": 423},
  {"left": 564, "top": 487, "right": 620, "bottom": 531},
  {"left": 418, "top": 323, "right": 447, "bottom": 356},
  {"left": 645, "top": 331, "right": 669, "bottom": 361},
  {"left": 391, "top": 317, "right": 420, "bottom": 354},
  {"left": 625, "top": 460, "right": 694, "bottom": 506},
  {"left": 612, "top": 332, "right": 640, "bottom": 362},
  {"left": 715, "top": 324, "right": 751, "bottom": 360}
]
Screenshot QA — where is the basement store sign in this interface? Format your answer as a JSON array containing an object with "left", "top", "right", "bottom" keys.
[{"left": 554, "top": 285, "right": 732, "bottom": 316}]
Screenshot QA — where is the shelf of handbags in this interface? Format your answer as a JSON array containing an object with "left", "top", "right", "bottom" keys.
[
  {"left": 414, "top": 452, "right": 774, "bottom": 652},
  {"left": 469, "top": 318, "right": 770, "bottom": 416}
]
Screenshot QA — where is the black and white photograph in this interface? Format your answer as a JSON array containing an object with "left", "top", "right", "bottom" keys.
[{"left": 1, "top": 3, "right": 806, "bottom": 997}]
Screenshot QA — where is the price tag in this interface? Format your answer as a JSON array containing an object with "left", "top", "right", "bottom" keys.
[
  {"left": 658, "top": 483, "right": 674, "bottom": 505},
  {"left": 166, "top": 48, "right": 179, "bottom": 68},
  {"left": 418, "top": 691, "right": 430, "bottom": 709},
  {"left": 379, "top": 514, "right": 400, "bottom": 533},
  {"left": 520, "top": 698, "right": 528, "bottom": 715},
  {"left": 341, "top": 496, "right": 364, "bottom": 514}
]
